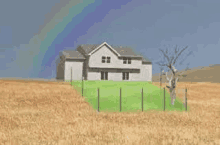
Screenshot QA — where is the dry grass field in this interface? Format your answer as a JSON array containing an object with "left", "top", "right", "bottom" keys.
[
  {"left": 153, "top": 65, "right": 220, "bottom": 83},
  {"left": 0, "top": 80, "right": 220, "bottom": 144}
]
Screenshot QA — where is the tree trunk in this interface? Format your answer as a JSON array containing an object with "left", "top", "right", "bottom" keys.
[
  {"left": 166, "top": 72, "right": 177, "bottom": 105},
  {"left": 170, "top": 88, "right": 176, "bottom": 105}
]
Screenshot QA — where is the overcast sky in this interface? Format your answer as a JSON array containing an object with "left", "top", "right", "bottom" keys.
[{"left": 0, "top": 0, "right": 219, "bottom": 79}]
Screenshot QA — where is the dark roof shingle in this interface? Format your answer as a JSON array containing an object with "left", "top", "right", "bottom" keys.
[
  {"left": 113, "top": 46, "right": 142, "bottom": 57},
  {"left": 79, "top": 44, "right": 99, "bottom": 54},
  {"left": 79, "top": 44, "right": 143, "bottom": 57},
  {"left": 62, "top": 43, "right": 151, "bottom": 63},
  {"left": 62, "top": 50, "right": 85, "bottom": 59}
]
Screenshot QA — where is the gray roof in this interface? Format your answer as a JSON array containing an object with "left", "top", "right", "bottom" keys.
[
  {"left": 113, "top": 46, "right": 142, "bottom": 57},
  {"left": 62, "top": 50, "right": 85, "bottom": 59},
  {"left": 142, "top": 57, "right": 151, "bottom": 62},
  {"left": 78, "top": 44, "right": 142, "bottom": 57},
  {"left": 79, "top": 44, "right": 149, "bottom": 57},
  {"left": 63, "top": 43, "right": 151, "bottom": 62},
  {"left": 142, "top": 57, "right": 152, "bottom": 64},
  {"left": 79, "top": 44, "right": 100, "bottom": 54}
]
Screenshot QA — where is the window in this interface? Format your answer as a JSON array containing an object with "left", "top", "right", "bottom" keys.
[
  {"left": 123, "top": 58, "right": 131, "bottom": 64},
  {"left": 102, "top": 56, "right": 111, "bottom": 63},
  {"left": 107, "top": 57, "right": 111, "bottom": 63},
  {"left": 122, "top": 72, "right": 129, "bottom": 80},
  {"left": 123, "top": 58, "right": 127, "bottom": 64},
  {"left": 101, "top": 71, "right": 108, "bottom": 80},
  {"left": 102, "top": 56, "right": 106, "bottom": 63},
  {"left": 128, "top": 58, "right": 131, "bottom": 64}
]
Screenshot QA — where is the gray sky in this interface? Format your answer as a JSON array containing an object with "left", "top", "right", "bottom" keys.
[{"left": 0, "top": 0, "right": 219, "bottom": 78}]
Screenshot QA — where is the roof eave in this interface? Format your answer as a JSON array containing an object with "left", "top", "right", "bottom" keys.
[
  {"left": 118, "top": 55, "right": 143, "bottom": 58},
  {"left": 65, "top": 57, "right": 86, "bottom": 60},
  {"left": 88, "top": 42, "right": 121, "bottom": 57},
  {"left": 142, "top": 61, "right": 152, "bottom": 64}
]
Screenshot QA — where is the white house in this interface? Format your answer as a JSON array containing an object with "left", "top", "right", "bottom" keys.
[{"left": 56, "top": 42, "right": 152, "bottom": 82}]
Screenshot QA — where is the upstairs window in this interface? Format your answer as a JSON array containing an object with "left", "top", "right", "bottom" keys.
[
  {"left": 107, "top": 57, "right": 111, "bottom": 63},
  {"left": 128, "top": 58, "right": 131, "bottom": 64},
  {"left": 123, "top": 58, "right": 132, "bottom": 64},
  {"left": 123, "top": 58, "right": 127, "bottom": 64},
  {"left": 102, "top": 56, "right": 106, "bottom": 63},
  {"left": 102, "top": 56, "right": 111, "bottom": 63}
]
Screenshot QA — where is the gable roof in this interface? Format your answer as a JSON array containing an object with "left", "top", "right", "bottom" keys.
[
  {"left": 113, "top": 46, "right": 142, "bottom": 57},
  {"left": 62, "top": 50, "right": 85, "bottom": 59},
  {"left": 78, "top": 42, "right": 145, "bottom": 57},
  {"left": 88, "top": 42, "right": 121, "bottom": 56},
  {"left": 63, "top": 42, "right": 151, "bottom": 63},
  {"left": 79, "top": 44, "right": 100, "bottom": 55}
]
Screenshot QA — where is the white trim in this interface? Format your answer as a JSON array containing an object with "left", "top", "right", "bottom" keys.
[{"left": 88, "top": 42, "right": 121, "bottom": 56}]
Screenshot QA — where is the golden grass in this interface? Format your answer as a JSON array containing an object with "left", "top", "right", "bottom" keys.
[{"left": 0, "top": 80, "right": 219, "bottom": 144}]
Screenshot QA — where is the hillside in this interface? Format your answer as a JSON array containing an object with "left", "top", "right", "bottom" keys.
[{"left": 152, "top": 65, "right": 220, "bottom": 83}]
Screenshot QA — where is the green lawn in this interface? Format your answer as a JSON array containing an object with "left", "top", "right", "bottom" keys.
[{"left": 70, "top": 80, "right": 186, "bottom": 113}]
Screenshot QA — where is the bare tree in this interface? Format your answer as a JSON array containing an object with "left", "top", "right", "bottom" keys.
[{"left": 156, "top": 45, "right": 191, "bottom": 105}]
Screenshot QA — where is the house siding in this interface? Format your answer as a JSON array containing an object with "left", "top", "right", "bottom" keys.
[
  {"left": 64, "top": 60, "right": 84, "bottom": 81},
  {"left": 140, "top": 64, "right": 152, "bottom": 81},
  {"left": 87, "top": 72, "right": 100, "bottom": 80},
  {"left": 129, "top": 73, "right": 142, "bottom": 81},
  {"left": 108, "top": 72, "right": 122, "bottom": 81},
  {"left": 87, "top": 71, "right": 152, "bottom": 81},
  {"left": 87, "top": 72, "right": 123, "bottom": 81},
  {"left": 87, "top": 67, "right": 141, "bottom": 81},
  {"left": 89, "top": 44, "right": 142, "bottom": 69}
]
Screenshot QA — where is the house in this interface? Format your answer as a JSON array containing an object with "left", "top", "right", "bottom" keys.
[{"left": 56, "top": 42, "right": 152, "bottom": 81}]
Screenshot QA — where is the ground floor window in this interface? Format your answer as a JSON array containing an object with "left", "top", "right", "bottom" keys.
[
  {"left": 122, "top": 72, "right": 129, "bottom": 80},
  {"left": 101, "top": 71, "right": 108, "bottom": 80}
]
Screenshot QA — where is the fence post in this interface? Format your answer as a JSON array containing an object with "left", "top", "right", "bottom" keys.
[
  {"left": 142, "top": 87, "right": 143, "bottom": 112},
  {"left": 159, "top": 71, "right": 161, "bottom": 90},
  {"left": 164, "top": 87, "right": 165, "bottom": 111},
  {"left": 120, "top": 88, "right": 121, "bottom": 112},
  {"left": 98, "top": 88, "right": 100, "bottom": 112},
  {"left": 71, "top": 67, "right": 72, "bottom": 86},
  {"left": 82, "top": 77, "right": 83, "bottom": 97},
  {"left": 185, "top": 88, "right": 187, "bottom": 111}
]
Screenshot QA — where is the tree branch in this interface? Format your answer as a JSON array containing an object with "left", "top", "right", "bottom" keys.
[
  {"left": 156, "top": 62, "right": 167, "bottom": 67},
  {"left": 173, "top": 46, "right": 188, "bottom": 66},
  {"left": 159, "top": 49, "right": 170, "bottom": 63},
  {"left": 176, "top": 77, "right": 179, "bottom": 84},
  {"left": 174, "top": 45, "right": 179, "bottom": 54},
  {"left": 165, "top": 72, "right": 170, "bottom": 81},
  {"left": 171, "top": 45, "right": 178, "bottom": 64}
]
